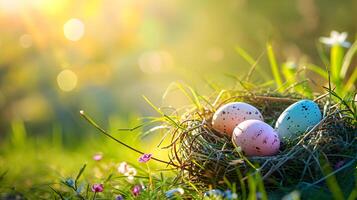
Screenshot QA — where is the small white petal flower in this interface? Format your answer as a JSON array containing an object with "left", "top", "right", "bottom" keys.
[
  {"left": 127, "top": 175, "right": 135, "bottom": 182},
  {"left": 118, "top": 162, "right": 137, "bottom": 181},
  {"left": 284, "top": 61, "right": 297, "bottom": 69},
  {"left": 124, "top": 167, "right": 137, "bottom": 177},
  {"left": 319, "top": 30, "right": 351, "bottom": 48},
  {"left": 117, "top": 162, "right": 129, "bottom": 174}
]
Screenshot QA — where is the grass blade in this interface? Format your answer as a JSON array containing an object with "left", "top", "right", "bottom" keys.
[
  {"left": 316, "top": 42, "right": 330, "bottom": 67},
  {"left": 164, "top": 115, "right": 184, "bottom": 130},
  {"left": 75, "top": 164, "right": 87, "bottom": 189},
  {"left": 341, "top": 40, "right": 357, "bottom": 78},
  {"left": 235, "top": 46, "right": 256, "bottom": 65},
  {"left": 142, "top": 95, "right": 163, "bottom": 115},
  {"left": 247, "top": 174, "right": 257, "bottom": 200},
  {"left": 266, "top": 43, "right": 283, "bottom": 91},
  {"left": 176, "top": 83, "right": 202, "bottom": 110},
  {"left": 330, "top": 45, "right": 344, "bottom": 92},
  {"left": 235, "top": 46, "right": 267, "bottom": 81},
  {"left": 49, "top": 186, "right": 65, "bottom": 200},
  {"left": 236, "top": 169, "right": 246, "bottom": 200},
  {"left": 307, "top": 64, "right": 328, "bottom": 80},
  {"left": 255, "top": 173, "right": 268, "bottom": 200},
  {"left": 343, "top": 67, "right": 357, "bottom": 94},
  {"left": 163, "top": 82, "right": 202, "bottom": 110},
  {"left": 320, "top": 156, "right": 344, "bottom": 200},
  {"left": 258, "top": 80, "right": 275, "bottom": 88}
]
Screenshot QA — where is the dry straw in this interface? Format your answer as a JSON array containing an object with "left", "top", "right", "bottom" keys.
[
  {"left": 164, "top": 90, "right": 356, "bottom": 190},
  {"left": 80, "top": 86, "right": 356, "bottom": 192}
]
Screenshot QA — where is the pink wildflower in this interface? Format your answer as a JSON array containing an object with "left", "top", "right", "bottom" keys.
[
  {"left": 92, "top": 153, "right": 103, "bottom": 161},
  {"left": 91, "top": 183, "right": 104, "bottom": 193},
  {"left": 138, "top": 153, "right": 152, "bottom": 163},
  {"left": 132, "top": 185, "right": 141, "bottom": 197}
]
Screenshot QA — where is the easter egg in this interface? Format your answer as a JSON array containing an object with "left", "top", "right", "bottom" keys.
[
  {"left": 212, "top": 102, "right": 263, "bottom": 136},
  {"left": 275, "top": 99, "right": 322, "bottom": 140},
  {"left": 233, "top": 120, "right": 280, "bottom": 156}
]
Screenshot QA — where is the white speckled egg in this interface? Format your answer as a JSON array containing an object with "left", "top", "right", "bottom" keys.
[
  {"left": 275, "top": 99, "right": 322, "bottom": 140},
  {"left": 233, "top": 120, "right": 280, "bottom": 156},
  {"left": 212, "top": 102, "right": 263, "bottom": 136}
]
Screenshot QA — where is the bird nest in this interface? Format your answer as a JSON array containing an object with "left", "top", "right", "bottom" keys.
[{"left": 165, "top": 91, "right": 357, "bottom": 190}]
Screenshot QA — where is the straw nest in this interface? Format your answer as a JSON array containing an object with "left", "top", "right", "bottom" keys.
[{"left": 165, "top": 91, "right": 357, "bottom": 190}]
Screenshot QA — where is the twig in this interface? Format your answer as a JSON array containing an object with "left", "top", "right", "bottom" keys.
[{"left": 79, "top": 110, "right": 179, "bottom": 168}]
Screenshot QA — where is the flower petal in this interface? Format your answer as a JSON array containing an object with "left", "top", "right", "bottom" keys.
[
  {"left": 341, "top": 41, "right": 351, "bottom": 48},
  {"left": 319, "top": 37, "right": 333, "bottom": 45}
]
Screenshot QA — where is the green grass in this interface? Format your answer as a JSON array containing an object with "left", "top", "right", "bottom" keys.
[
  {"left": 2, "top": 131, "right": 354, "bottom": 200},
  {"left": 0, "top": 95, "right": 356, "bottom": 199},
  {"left": 0, "top": 118, "right": 178, "bottom": 199}
]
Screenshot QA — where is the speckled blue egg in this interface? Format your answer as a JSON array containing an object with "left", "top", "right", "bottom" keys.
[{"left": 275, "top": 100, "right": 322, "bottom": 140}]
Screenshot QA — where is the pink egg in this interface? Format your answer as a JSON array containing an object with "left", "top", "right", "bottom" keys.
[
  {"left": 233, "top": 120, "right": 280, "bottom": 156},
  {"left": 212, "top": 102, "right": 263, "bottom": 136}
]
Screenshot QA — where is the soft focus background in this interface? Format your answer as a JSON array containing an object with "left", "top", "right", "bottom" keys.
[{"left": 0, "top": 0, "right": 356, "bottom": 193}]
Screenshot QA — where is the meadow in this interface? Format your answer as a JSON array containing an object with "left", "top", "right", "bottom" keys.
[{"left": 0, "top": 0, "right": 356, "bottom": 199}]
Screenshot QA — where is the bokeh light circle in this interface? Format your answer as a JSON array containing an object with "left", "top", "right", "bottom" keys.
[
  {"left": 139, "top": 51, "right": 173, "bottom": 74},
  {"left": 63, "top": 18, "right": 85, "bottom": 41},
  {"left": 19, "top": 34, "right": 32, "bottom": 48},
  {"left": 57, "top": 69, "right": 78, "bottom": 92}
]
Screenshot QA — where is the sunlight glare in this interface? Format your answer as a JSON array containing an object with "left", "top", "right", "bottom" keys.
[
  {"left": 63, "top": 18, "right": 85, "bottom": 41},
  {"left": 0, "top": 0, "right": 22, "bottom": 13}
]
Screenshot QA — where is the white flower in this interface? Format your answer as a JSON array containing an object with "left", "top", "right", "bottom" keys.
[
  {"left": 319, "top": 30, "right": 351, "bottom": 48},
  {"left": 117, "top": 162, "right": 129, "bottom": 174},
  {"left": 283, "top": 61, "right": 297, "bottom": 69},
  {"left": 117, "top": 162, "right": 137, "bottom": 181},
  {"left": 124, "top": 167, "right": 137, "bottom": 181}
]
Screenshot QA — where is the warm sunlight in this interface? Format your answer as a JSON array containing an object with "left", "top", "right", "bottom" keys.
[
  {"left": 0, "top": 1, "right": 356, "bottom": 199},
  {"left": 63, "top": 18, "right": 85, "bottom": 42}
]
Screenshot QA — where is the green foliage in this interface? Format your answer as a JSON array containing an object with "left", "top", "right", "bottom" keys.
[
  {"left": 236, "top": 39, "right": 356, "bottom": 99},
  {"left": 313, "top": 41, "right": 357, "bottom": 97}
]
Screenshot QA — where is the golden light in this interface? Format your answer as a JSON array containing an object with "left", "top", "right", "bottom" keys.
[
  {"left": 0, "top": 0, "right": 22, "bottom": 14},
  {"left": 207, "top": 47, "right": 224, "bottom": 62},
  {"left": 57, "top": 69, "right": 78, "bottom": 92},
  {"left": 0, "top": 0, "right": 64, "bottom": 15},
  {"left": 63, "top": 18, "right": 85, "bottom": 41},
  {"left": 139, "top": 51, "right": 173, "bottom": 74},
  {"left": 19, "top": 34, "right": 32, "bottom": 48}
]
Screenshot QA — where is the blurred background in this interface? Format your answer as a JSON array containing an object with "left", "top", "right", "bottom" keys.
[
  {"left": 0, "top": 0, "right": 356, "bottom": 148},
  {"left": 1, "top": 0, "right": 356, "bottom": 141}
]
